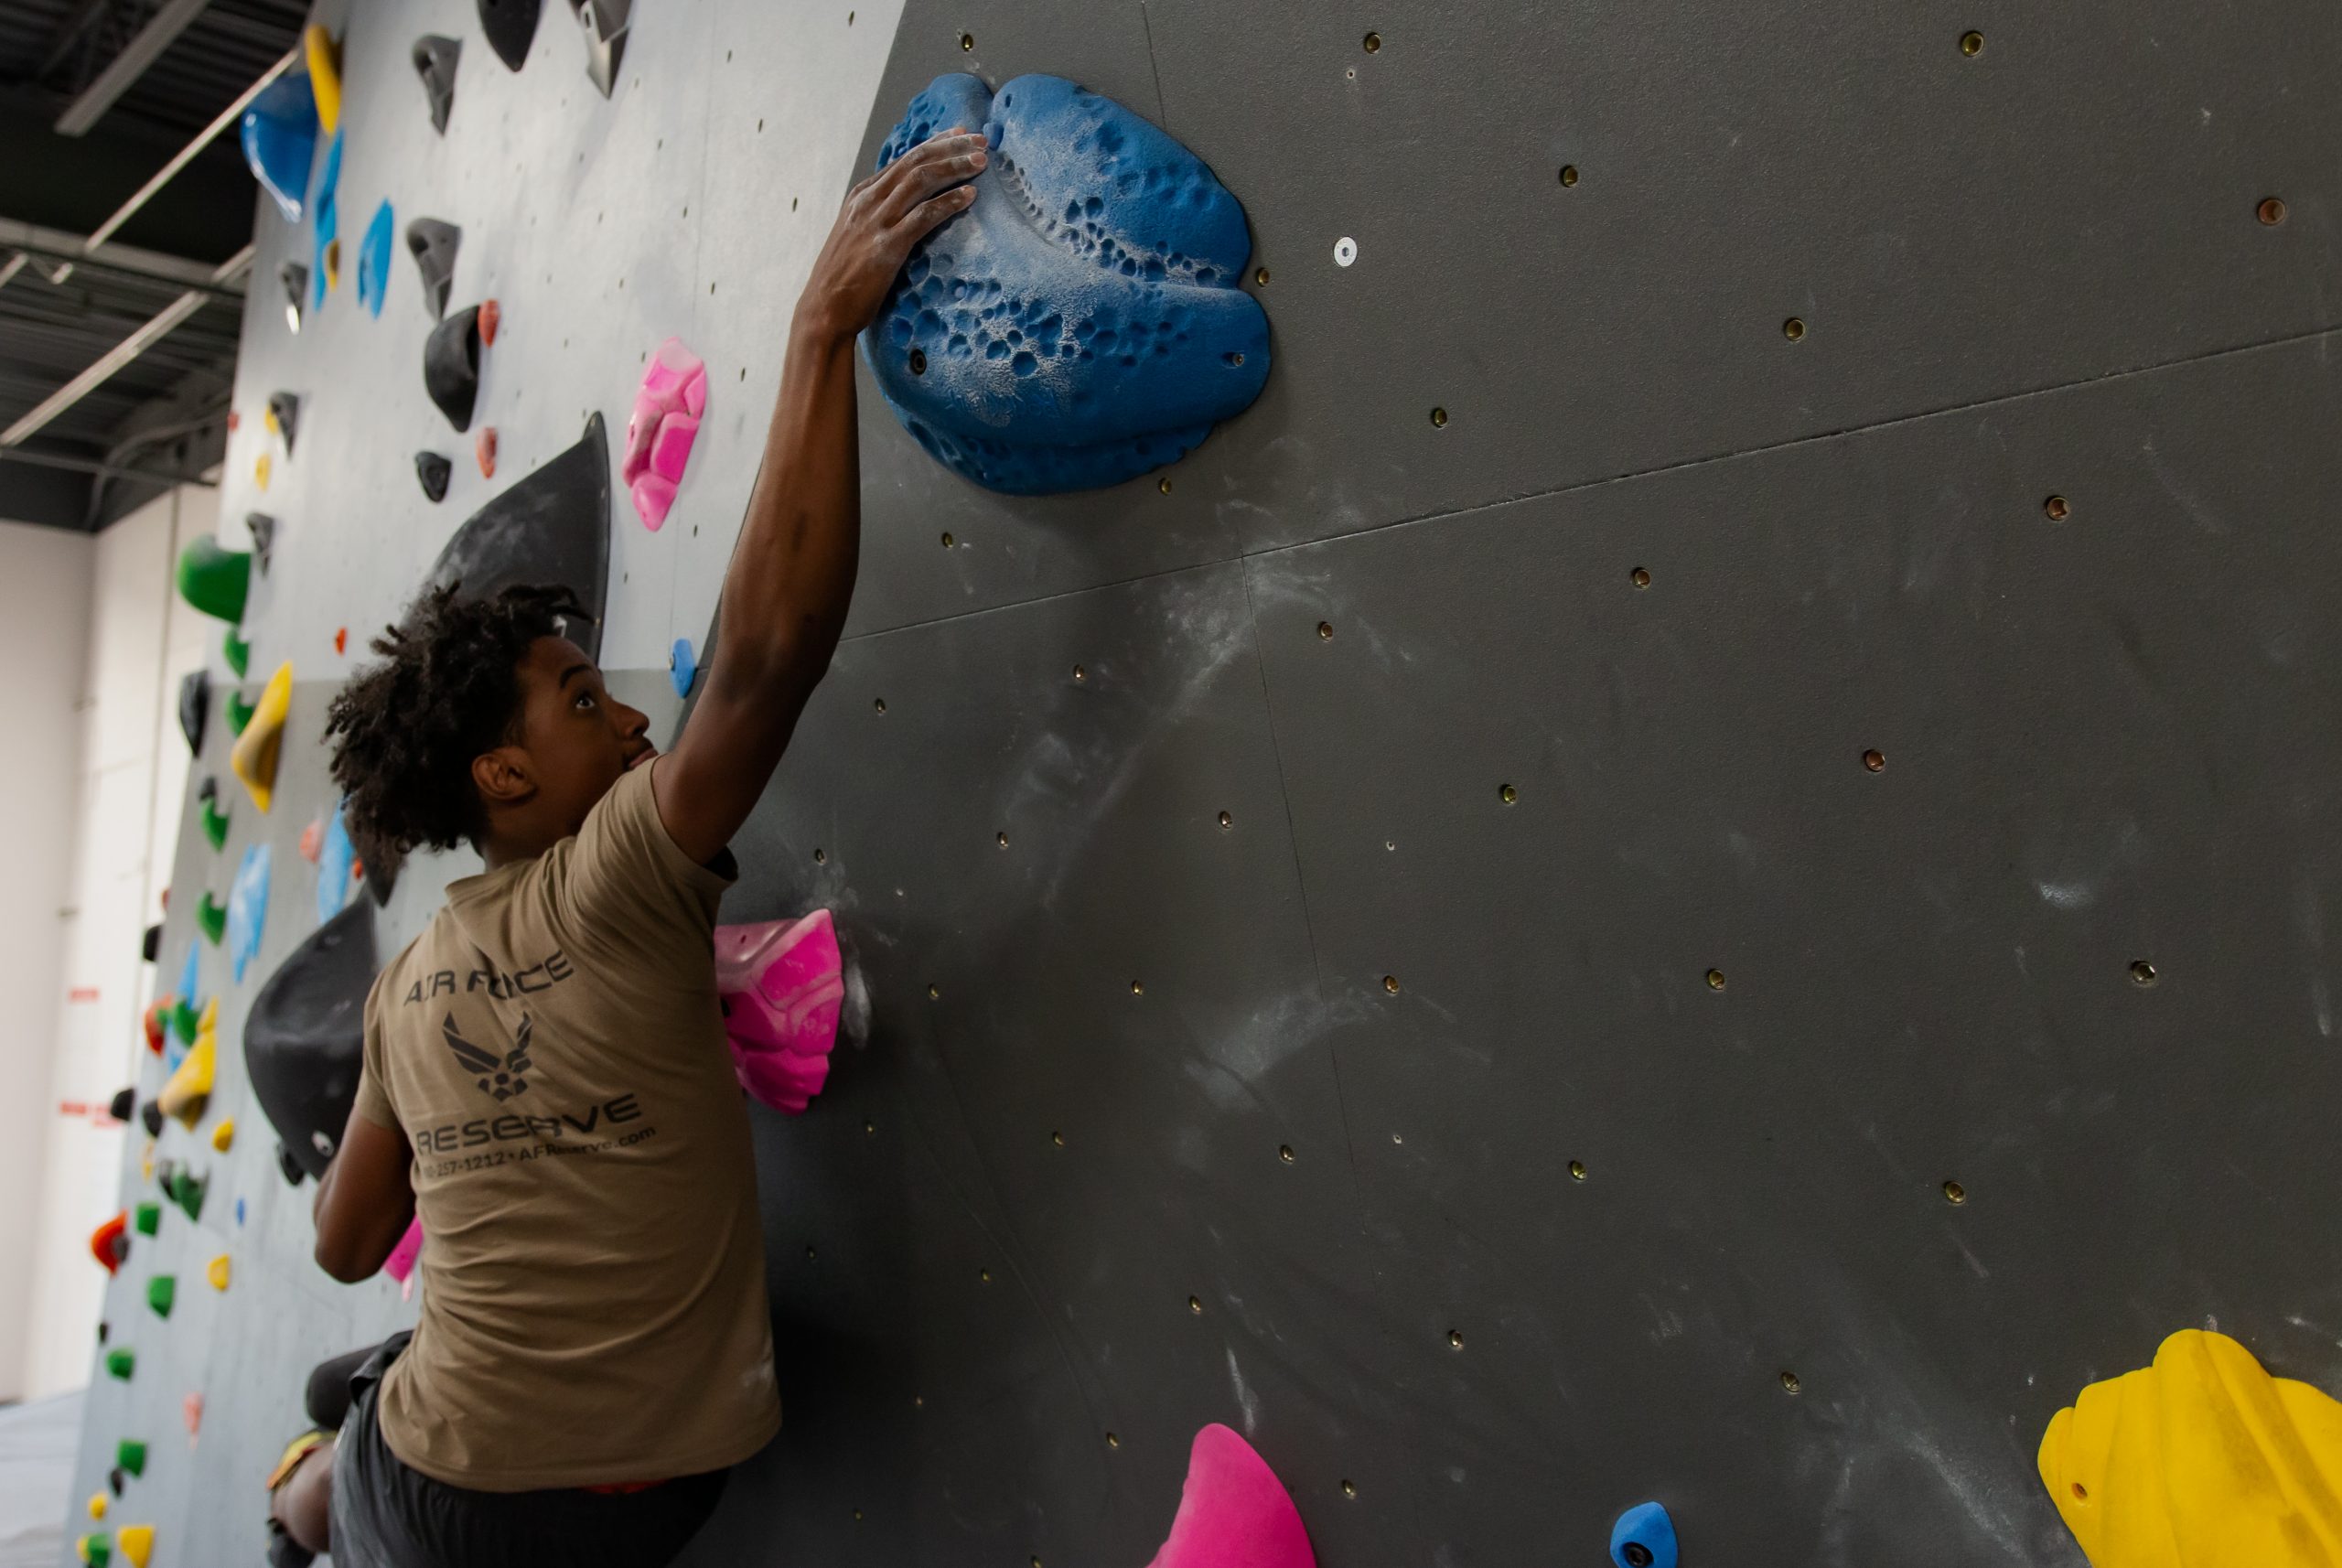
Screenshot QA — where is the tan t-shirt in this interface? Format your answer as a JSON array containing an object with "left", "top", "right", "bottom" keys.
[{"left": 351, "top": 762, "right": 779, "bottom": 1491}]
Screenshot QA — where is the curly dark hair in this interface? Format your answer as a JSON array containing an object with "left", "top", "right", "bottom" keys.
[{"left": 325, "top": 583, "right": 587, "bottom": 859}]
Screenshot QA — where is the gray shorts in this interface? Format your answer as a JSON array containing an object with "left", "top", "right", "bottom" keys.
[{"left": 328, "top": 1333, "right": 727, "bottom": 1568}]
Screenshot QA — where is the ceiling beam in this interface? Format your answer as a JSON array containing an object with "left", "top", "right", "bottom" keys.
[
  {"left": 82, "top": 43, "right": 298, "bottom": 252},
  {"left": 54, "top": 0, "right": 220, "bottom": 137},
  {"left": 0, "top": 445, "right": 217, "bottom": 488},
  {"left": 0, "top": 218, "right": 243, "bottom": 295},
  {"left": 0, "top": 243, "right": 250, "bottom": 446}
]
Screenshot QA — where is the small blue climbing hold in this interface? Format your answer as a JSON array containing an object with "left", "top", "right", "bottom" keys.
[
  {"left": 312, "top": 132, "right": 343, "bottom": 305},
  {"left": 669, "top": 638, "right": 697, "bottom": 698},
  {"left": 357, "top": 200, "right": 394, "bottom": 317},
  {"left": 865, "top": 73, "right": 1270, "bottom": 495},
  {"left": 1610, "top": 1501, "right": 1678, "bottom": 1568},
  {"left": 240, "top": 71, "right": 318, "bottom": 221},
  {"left": 228, "top": 842, "right": 273, "bottom": 983},
  {"left": 234, "top": 1197, "right": 246, "bottom": 1227},
  {"left": 317, "top": 803, "right": 358, "bottom": 924}
]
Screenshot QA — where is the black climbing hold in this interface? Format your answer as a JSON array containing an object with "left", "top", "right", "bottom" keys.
[
  {"left": 279, "top": 262, "right": 307, "bottom": 331},
  {"left": 423, "top": 306, "right": 482, "bottom": 432},
  {"left": 276, "top": 1141, "right": 306, "bottom": 1186},
  {"left": 424, "top": 412, "right": 610, "bottom": 660},
  {"left": 95, "top": 1321, "right": 107, "bottom": 1345},
  {"left": 405, "top": 219, "right": 461, "bottom": 320},
  {"left": 177, "top": 670, "right": 209, "bottom": 756},
  {"left": 141, "top": 923, "right": 160, "bottom": 962},
  {"left": 107, "top": 1466, "right": 124, "bottom": 1496},
  {"left": 413, "top": 35, "right": 461, "bottom": 133},
  {"left": 246, "top": 512, "right": 277, "bottom": 575},
  {"left": 569, "top": 0, "right": 628, "bottom": 97},
  {"left": 477, "top": 0, "right": 543, "bottom": 70},
  {"left": 139, "top": 1101, "right": 164, "bottom": 1138},
  {"left": 267, "top": 392, "right": 300, "bottom": 455},
  {"left": 246, "top": 900, "right": 377, "bottom": 1183},
  {"left": 415, "top": 450, "right": 453, "bottom": 502},
  {"left": 108, "top": 1087, "right": 134, "bottom": 1122}
]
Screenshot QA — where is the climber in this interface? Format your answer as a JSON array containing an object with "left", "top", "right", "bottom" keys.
[
  {"left": 260, "top": 1342, "right": 377, "bottom": 1566},
  {"left": 304, "top": 126, "right": 984, "bottom": 1568}
]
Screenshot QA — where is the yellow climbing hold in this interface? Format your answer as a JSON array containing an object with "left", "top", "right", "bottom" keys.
[
  {"left": 206, "top": 1253, "right": 231, "bottom": 1291},
  {"left": 305, "top": 25, "right": 343, "bottom": 136},
  {"left": 2040, "top": 1328, "right": 2342, "bottom": 1566},
  {"left": 230, "top": 661, "right": 294, "bottom": 812},
  {"left": 139, "top": 1140, "right": 153, "bottom": 1183},
  {"left": 157, "top": 1015, "right": 215, "bottom": 1129},
  {"left": 117, "top": 1525, "right": 155, "bottom": 1568},
  {"left": 255, "top": 451, "right": 270, "bottom": 490},
  {"left": 210, "top": 1117, "right": 235, "bottom": 1153},
  {"left": 86, "top": 1492, "right": 106, "bottom": 1520}
]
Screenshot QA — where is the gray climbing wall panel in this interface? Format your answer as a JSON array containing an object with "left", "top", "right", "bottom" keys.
[{"left": 72, "top": 0, "right": 2342, "bottom": 1563}]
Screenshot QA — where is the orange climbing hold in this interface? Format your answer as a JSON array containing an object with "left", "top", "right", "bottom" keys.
[
  {"left": 476, "top": 426, "right": 498, "bottom": 478},
  {"left": 478, "top": 297, "right": 500, "bottom": 346},
  {"left": 334, "top": 627, "right": 348, "bottom": 655}
]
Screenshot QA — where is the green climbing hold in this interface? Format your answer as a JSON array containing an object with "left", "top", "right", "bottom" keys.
[
  {"left": 78, "top": 1534, "right": 111, "bottom": 1566},
  {"left": 145, "top": 1276, "right": 174, "bottom": 1318},
  {"left": 104, "top": 1348, "right": 134, "bottom": 1380},
  {"left": 131, "top": 1203, "right": 159, "bottom": 1237},
  {"left": 168, "top": 998, "right": 200, "bottom": 1046},
  {"left": 115, "top": 1439, "right": 146, "bottom": 1476},
  {"left": 200, "top": 797, "right": 230, "bottom": 851},
  {"left": 223, "top": 629, "right": 251, "bottom": 678},
  {"left": 196, "top": 893, "right": 226, "bottom": 946},
  {"left": 166, "top": 1170, "right": 205, "bottom": 1223},
  {"left": 175, "top": 537, "right": 251, "bottom": 624},
  {"left": 225, "top": 692, "right": 257, "bottom": 736}
]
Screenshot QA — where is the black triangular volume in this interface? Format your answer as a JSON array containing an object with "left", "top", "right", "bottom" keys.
[
  {"left": 423, "top": 306, "right": 481, "bottom": 432},
  {"left": 245, "top": 899, "right": 378, "bottom": 1184},
  {"left": 477, "top": 0, "right": 543, "bottom": 70},
  {"left": 405, "top": 219, "right": 461, "bottom": 320},
  {"left": 413, "top": 35, "right": 460, "bottom": 133},
  {"left": 424, "top": 413, "right": 610, "bottom": 660}
]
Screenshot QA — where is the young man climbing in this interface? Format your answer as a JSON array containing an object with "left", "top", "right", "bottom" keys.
[{"left": 306, "top": 126, "right": 987, "bottom": 1568}]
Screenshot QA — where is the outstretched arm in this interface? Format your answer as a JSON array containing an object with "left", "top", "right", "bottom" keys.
[{"left": 654, "top": 129, "right": 986, "bottom": 865}]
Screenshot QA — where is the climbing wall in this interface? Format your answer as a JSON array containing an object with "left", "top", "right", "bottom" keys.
[{"left": 73, "top": 0, "right": 2342, "bottom": 1563}]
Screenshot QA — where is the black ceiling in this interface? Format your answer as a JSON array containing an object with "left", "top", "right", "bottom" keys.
[{"left": 0, "top": 0, "right": 309, "bottom": 531}]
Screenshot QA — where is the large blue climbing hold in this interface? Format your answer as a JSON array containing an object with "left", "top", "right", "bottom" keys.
[
  {"left": 357, "top": 200, "right": 395, "bottom": 317},
  {"left": 228, "top": 843, "right": 273, "bottom": 984},
  {"left": 240, "top": 71, "right": 318, "bottom": 221},
  {"left": 669, "top": 638, "right": 697, "bottom": 698},
  {"left": 864, "top": 74, "right": 1270, "bottom": 495},
  {"left": 1610, "top": 1501, "right": 1679, "bottom": 1568}
]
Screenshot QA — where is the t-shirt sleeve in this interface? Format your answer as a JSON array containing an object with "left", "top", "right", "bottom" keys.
[
  {"left": 351, "top": 971, "right": 399, "bottom": 1131},
  {"left": 552, "top": 760, "right": 736, "bottom": 969}
]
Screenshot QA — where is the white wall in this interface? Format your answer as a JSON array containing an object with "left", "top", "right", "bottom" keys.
[
  {"left": 0, "top": 520, "right": 93, "bottom": 1402},
  {"left": 7, "top": 485, "right": 216, "bottom": 1402}
]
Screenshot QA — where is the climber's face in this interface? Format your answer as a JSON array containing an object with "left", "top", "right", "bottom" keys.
[{"left": 472, "top": 638, "right": 655, "bottom": 847}]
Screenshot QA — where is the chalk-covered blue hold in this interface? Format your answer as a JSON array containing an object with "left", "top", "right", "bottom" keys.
[
  {"left": 241, "top": 70, "right": 318, "bottom": 221},
  {"left": 669, "top": 638, "right": 698, "bottom": 698},
  {"left": 1610, "top": 1501, "right": 1679, "bottom": 1568},
  {"left": 864, "top": 73, "right": 1270, "bottom": 495},
  {"left": 229, "top": 842, "right": 273, "bottom": 984},
  {"left": 357, "top": 200, "right": 394, "bottom": 317}
]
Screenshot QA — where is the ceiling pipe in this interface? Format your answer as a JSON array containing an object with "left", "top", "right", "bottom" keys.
[{"left": 55, "top": 0, "right": 220, "bottom": 137}]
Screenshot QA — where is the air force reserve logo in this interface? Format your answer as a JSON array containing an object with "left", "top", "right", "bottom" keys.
[{"left": 445, "top": 1013, "right": 533, "bottom": 1101}]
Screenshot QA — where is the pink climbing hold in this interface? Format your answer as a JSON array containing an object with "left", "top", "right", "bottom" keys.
[
  {"left": 184, "top": 1391, "right": 204, "bottom": 1439},
  {"left": 622, "top": 338, "right": 708, "bottom": 531},
  {"left": 1145, "top": 1425, "right": 1316, "bottom": 1568},
  {"left": 298, "top": 815, "right": 324, "bottom": 864},
  {"left": 381, "top": 1217, "right": 423, "bottom": 1283},
  {"left": 714, "top": 910, "right": 842, "bottom": 1114}
]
